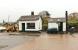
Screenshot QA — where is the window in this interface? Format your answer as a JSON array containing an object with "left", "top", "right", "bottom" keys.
[{"left": 27, "top": 23, "right": 35, "bottom": 29}]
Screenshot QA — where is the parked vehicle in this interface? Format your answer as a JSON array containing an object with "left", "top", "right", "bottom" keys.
[
  {"left": 47, "top": 28, "right": 58, "bottom": 33},
  {"left": 69, "top": 27, "right": 75, "bottom": 33}
]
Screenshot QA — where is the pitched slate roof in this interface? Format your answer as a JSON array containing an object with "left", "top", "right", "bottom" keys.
[
  {"left": 48, "top": 18, "right": 66, "bottom": 23},
  {"left": 18, "top": 15, "right": 40, "bottom": 21}
]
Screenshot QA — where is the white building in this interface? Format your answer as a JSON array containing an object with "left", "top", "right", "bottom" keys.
[
  {"left": 48, "top": 18, "right": 66, "bottom": 32},
  {"left": 18, "top": 15, "right": 42, "bottom": 32}
]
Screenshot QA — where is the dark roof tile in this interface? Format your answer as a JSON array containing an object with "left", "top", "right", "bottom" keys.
[{"left": 18, "top": 15, "right": 40, "bottom": 21}]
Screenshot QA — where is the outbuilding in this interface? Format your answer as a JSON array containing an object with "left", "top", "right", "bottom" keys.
[
  {"left": 48, "top": 18, "right": 66, "bottom": 32},
  {"left": 18, "top": 13, "right": 42, "bottom": 32}
]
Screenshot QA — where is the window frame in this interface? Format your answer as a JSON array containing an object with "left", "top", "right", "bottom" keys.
[{"left": 27, "top": 23, "right": 35, "bottom": 29}]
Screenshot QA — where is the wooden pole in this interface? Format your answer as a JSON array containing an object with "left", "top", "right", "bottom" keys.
[
  {"left": 65, "top": 11, "right": 68, "bottom": 33},
  {"left": 8, "top": 16, "right": 9, "bottom": 23}
]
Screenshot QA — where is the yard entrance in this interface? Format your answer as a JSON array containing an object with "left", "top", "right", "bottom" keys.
[
  {"left": 58, "top": 22, "right": 63, "bottom": 32},
  {"left": 22, "top": 23, "right": 25, "bottom": 32}
]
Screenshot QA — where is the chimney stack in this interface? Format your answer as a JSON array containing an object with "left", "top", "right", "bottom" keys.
[{"left": 31, "top": 11, "right": 34, "bottom": 15}]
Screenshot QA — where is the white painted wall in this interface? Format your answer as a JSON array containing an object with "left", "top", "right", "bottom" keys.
[
  {"left": 63, "top": 22, "right": 66, "bottom": 31},
  {"left": 48, "top": 23, "right": 58, "bottom": 30},
  {"left": 48, "top": 22, "right": 66, "bottom": 31},
  {"left": 18, "top": 17, "right": 42, "bottom": 31}
]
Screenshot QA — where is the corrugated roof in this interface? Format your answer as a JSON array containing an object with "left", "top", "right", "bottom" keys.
[
  {"left": 48, "top": 18, "right": 66, "bottom": 23},
  {"left": 18, "top": 15, "right": 40, "bottom": 21}
]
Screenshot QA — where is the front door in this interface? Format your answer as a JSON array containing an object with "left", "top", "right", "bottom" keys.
[
  {"left": 58, "top": 22, "right": 63, "bottom": 32},
  {"left": 22, "top": 23, "right": 25, "bottom": 32}
]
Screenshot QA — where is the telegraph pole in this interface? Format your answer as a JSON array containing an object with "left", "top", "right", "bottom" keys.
[
  {"left": 65, "top": 11, "right": 68, "bottom": 33},
  {"left": 8, "top": 16, "right": 9, "bottom": 23}
]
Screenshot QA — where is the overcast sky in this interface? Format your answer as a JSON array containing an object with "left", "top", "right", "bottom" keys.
[{"left": 0, "top": 0, "right": 78, "bottom": 22}]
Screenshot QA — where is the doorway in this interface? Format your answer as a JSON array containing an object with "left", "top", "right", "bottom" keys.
[
  {"left": 22, "top": 23, "right": 25, "bottom": 32},
  {"left": 58, "top": 22, "right": 63, "bottom": 32}
]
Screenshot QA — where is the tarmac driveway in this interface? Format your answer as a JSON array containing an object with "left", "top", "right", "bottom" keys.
[
  {"left": 9, "top": 32, "right": 78, "bottom": 50},
  {"left": 0, "top": 32, "right": 40, "bottom": 50}
]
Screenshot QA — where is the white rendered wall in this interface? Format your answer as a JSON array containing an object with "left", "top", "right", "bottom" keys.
[
  {"left": 48, "top": 23, "right": 58, "bottom": 30},
  {"left": 63, "top": 22, "right": 66, "bottom": 31},
  {"left": 18, "top": 17, "right": 42, "bottom": 31},
  {"left": 48, "top": 22, "right": 66, "bottom": 31}
]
